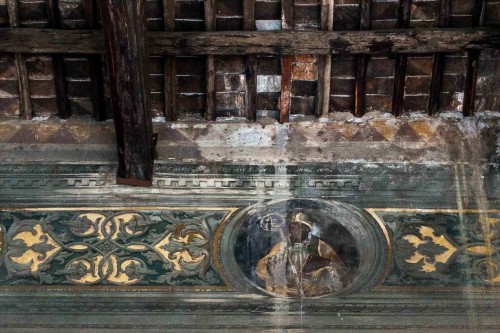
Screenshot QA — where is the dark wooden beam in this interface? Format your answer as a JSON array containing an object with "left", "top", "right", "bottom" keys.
[
  {"left": 244, "top": 0, "right": 256, "bottom": 121},
  {"left": 392, "top": 0, "right": 412, "bottom": 117},
  {"left": 163, "top": 0, "right": 176, "bottom": 121},
  {"left": 83, "top": 0, "right": 106, "bottom": 122},
  {"left": 428, "top": 0, "right": 450, "bottom": 116},
  {"left": 316, "top": 0, "right": 334, "bottom": 118},
  {"left": 463, "top": 0, "right": 487, "bottom": 117},
  {"left": 46, "top": 0, "right": 70, "bottom": 119},
  {"left": 7, "top": 0, "right": 32, "bottom": 120},
  {"left": 204, "top": 0, "right": 215, "bottom": 120},
  {"left": 100, "top": 0, "right": 154, "bottom": 186},
  {"left": 355, "top": 55, "right": 369, "bottom": 117},
  {"left": 245, "top": 55, "right": 257, "bottom": 121},
  {"left": 280, "top": 0, "right": 293, "bottom": 123},
  {"left": 280, "top": 51, "right": 292, "bottom": 123},
  {"left": 463, "top": 49, "right": 480, "bottom": 117},
  {"left": 0, "top": 28, "right": 498, "bottom": 55},
  {"left": 281, "top": 0, "right": 293, "bottom": 30},
  {"left": 354, "top": 0, "right": 371, "bottom": 117}
]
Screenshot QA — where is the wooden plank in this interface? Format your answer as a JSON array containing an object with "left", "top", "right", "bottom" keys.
[
  {"left": 100, "top": 0, "right": 154, "bottom": 186},
  {"left": 392, "top": 0, "right": 412, "bottom": 117},
  {"left": 316, "top": 0, "right": 334, "bottom": 118},
  {"left": 281, "top": 0, "right": 293, "bottom": 30},
  {"left": 243, "top": 0, "right": 255, "bottom": 31},
  {"left": 245, "top": 56, "right": 257, "bottom": 121},
  {"left": 46, "top": 0, "right": 70, "bottom": 119},
  {"left": 463, "top": 0, "right": 487, "bottom": 117},
  {"left": 392, "top": 53, "right": 407, "bottom": 117},
  {"left": 164, "top": 56, "right": 177, "bottom": 121},
  {"left": 205, "top": 56, "right": 215, "bottom": 121},
  {"left": 355, "top": 55, "right": 368, "bottom": 117},
  {"left": 0, "top": 28, "right": 498, "bottom": 55},
  {"left": 280, "top": 0, "right": 293, "bottom": 123},
  {"left": 280, "top": 55, "right": 292, "bottom": 123},
  {"left": 164, "top": 0, "right": 176, "bottom": 121},
  {"left": 354, "top": 0, "right": 370, "bottom": 117},
  {"left": 163, "top": 0, "right": 175, "bottom": 31},
  {"left": 428, "top": 0, "right": 450, "bottom": 115},
  {"left": 7, "top": 0, "right": 32, "bottom": 120},
  {"left": 83, "top": 0, "right": 106, "bottom": 121},
  {"left": 244, "top": 0, "right": 256, "bottom": 121},
  {"left": 205, "top": 0, "right": 215, "bottom": 120},
  {"left": 463, "top": 50, "right": 480, "bottom": 117}
]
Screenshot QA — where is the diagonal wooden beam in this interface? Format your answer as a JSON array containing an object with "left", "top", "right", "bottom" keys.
[{"left": 100, "top": 0, "right": 154, "bottom": 186}]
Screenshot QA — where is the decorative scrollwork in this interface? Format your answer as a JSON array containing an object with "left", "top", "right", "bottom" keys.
[
  {"left": 388, "top": 212, "right": 500, "bottom": 285},
  {"left": 0, "top": 210, "right": 230, "bottom": 286}
]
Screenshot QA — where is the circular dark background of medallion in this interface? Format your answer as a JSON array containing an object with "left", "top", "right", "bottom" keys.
[{"left": 220, "top": 199, "right": 390, "bottom": 298}]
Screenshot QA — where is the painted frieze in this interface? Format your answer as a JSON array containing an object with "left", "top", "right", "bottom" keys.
[
  {"left": 0, "top": 203, "right": 498, "bottom": 296},
  {"left": 371, "top": 210, "right": 500, "bottom": 287},
  {"left": 0, "top": 209, "right": 235, "bottom": 288}
]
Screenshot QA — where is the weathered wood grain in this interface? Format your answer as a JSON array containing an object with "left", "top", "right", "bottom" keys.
[
  {"left": 246, "top": 55, "right": 257, "bottom": 121},
  {"left": 463, "top": 0, "right": 487, "bottom": 117},
  {"left": 354, "top": 0, "right": 371, "bottom": 117},
  {"left": 243, "top": 0, "right": 255, "bottom": 31},
  {"left": 205, "top": 0, "right": 215, "bottom": 120},
  {"left": 7, "top": 0, "right": 32, "bottom": 119},
  {"left": 280, "top": 0, "right": 293, "bottom": 122},
  {"left": 355, "top": 55, "right": 368, "bottom": 117},
  {"left": 280, "top": 55, "right": 292, "bottom": 123},
  {"left": 392, "top": 0, "right": 412, "bottom": 117},
  {"left": 83, "top": 0, "right": 106, "bottom": 121},
  {"left": 164, "top": 56, "right": 177, "bottom": 121},
  {"left": 0, "top": 28, "right": 497, "bottom": 55},
  {"left": 281, "top": 0, "right": 293, "bottom": 30},
  {"left": 163, "top": 0, "right": 175, "bottom": 32},
  {"left": 100, "top": 0, "right": 154, "bottom": 186},
  {"left": 316, "top": 0, "right": 334, "bottom": 118},
  {"left": 46, "top": 0, "right": 70, "bottom": 119},
  {"left": 164, "top": 0, "right": 176, "bottom": 121},
  {"left": 244, "top": 0, "right": 256, "bottom": 121},
  {"left": 428, "top": 0, "right": 450, "bottom": 116}
]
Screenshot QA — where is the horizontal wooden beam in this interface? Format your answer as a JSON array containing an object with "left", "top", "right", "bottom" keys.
[{"left": 0, "top": 28, "right": 497, "bottom": 55}]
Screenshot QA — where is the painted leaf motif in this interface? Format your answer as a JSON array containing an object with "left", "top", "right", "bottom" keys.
[
  {"left": 31, "top": 241, "right": 57, "bottom": 257},
  {"left": 124, "top": 262, "right": 156, "bottom": 279},
  {"left": 417, "top": 241, "right": 449, "bottom": 260},
  {"left": 0, "top": 210, "right": 228, "bottom": 286},
  {"left": 466, "top": 245, "right": 494, "bottom": 255}
]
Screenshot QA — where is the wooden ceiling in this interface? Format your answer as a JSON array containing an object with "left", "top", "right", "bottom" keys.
[{"left": 0, "top": 0, "right": 498, "bottom": 185}]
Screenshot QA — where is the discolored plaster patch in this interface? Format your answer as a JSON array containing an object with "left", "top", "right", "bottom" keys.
[{"left": 0, "top": 113, "right": 499, "bottom": 165}]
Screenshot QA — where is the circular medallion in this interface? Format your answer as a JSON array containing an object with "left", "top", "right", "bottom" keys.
[{"left": 219, "top": 199, "right": 391, "bottom": 298}]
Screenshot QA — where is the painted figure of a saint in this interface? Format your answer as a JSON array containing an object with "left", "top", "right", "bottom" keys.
[{"left": 256, "top": 212, "right": 350, "bottom": 297}]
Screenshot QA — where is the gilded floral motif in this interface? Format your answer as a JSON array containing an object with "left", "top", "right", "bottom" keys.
[
  {"left": 0, "top": 210, "right": 229, "bottom": 286},
  {"left": 389, "top": 212, "right": 500, "bottom": 285},
  {"left": 402, "top": 226, "right": 457, "bottom": 273}
]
